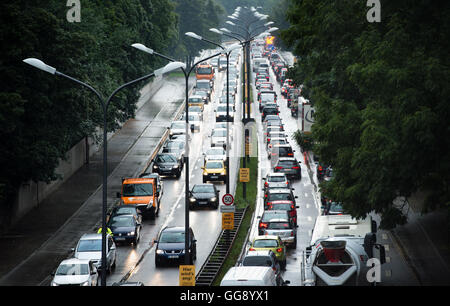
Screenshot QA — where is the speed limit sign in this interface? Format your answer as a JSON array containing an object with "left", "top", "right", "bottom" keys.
[{"left": 222, "top": 194, "right": 234, "bottom": 206}]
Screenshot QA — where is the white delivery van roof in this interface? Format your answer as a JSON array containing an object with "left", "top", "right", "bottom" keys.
[
  {"left": 220, "top": 266, "right": 276, "bottom": 286},
  {"left": 310, "top": 215, "right": 372, "bottom": 246}
]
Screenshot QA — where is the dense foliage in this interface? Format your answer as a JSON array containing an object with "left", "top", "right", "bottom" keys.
[{"left": 282, "top": 0, "right": 450, "bottom": 228}]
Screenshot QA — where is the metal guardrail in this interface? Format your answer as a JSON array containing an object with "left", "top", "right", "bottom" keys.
[{"left": 195, "top": 207, "right": 247, "bottom": 286}]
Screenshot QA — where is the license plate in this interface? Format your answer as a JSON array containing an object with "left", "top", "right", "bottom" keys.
[
  {"left": 199, "top": 201, "right": 207, "bottom": 205},
  {"left": 115, "top": 237, "right": 126, "bottom": 241},
  {"left": 168, "top": 255, "right": 179, "bottom": 259},
  {"left": 210, "top": 176, "right": 218, "bottom": 179}
]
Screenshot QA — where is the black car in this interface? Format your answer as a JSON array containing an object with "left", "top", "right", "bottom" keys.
[
  {"left": 189, "top": 184, "right": 220, "bottom": 210},
  {"left": 152, "top": 153, "right": 182, "bottom": 178},
  {"left": 107, "top": 214, "right": 141, "bottom": 245},
  {"left": 109, "top": 204, "right": 142, "bottom": 224},
  {"left": 269, "top": 144, "right": 295, "bottom": 160},
  {"left": 154, "top": 226, "right": 197, "bottom": 266},
  {"left": 162, "top": 140, "right": 185, "bottom": 162},
  {"left": 262, "top": 106, "right": 279, "bottom": 121},
  {"left": 274, "top": 157, "right": 302, "bottom": 180}
]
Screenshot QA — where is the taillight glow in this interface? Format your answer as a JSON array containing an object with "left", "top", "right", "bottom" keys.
[
  {"left": 277, "top": 248, "right": 283, "bottom": 253},
  {"left": 292, "top": 166, "right": 300, "bottom": 169},
  {"left": 275, "top": 166, "right": 283, "bottom": 170}
]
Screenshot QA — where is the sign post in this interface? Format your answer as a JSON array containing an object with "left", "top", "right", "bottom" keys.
[{"left": 222, "top": 193, "right": 234, "bottom": 243}]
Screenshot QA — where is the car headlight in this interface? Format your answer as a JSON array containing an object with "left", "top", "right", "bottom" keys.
[
  {"left": 81, "top": 281, "right": 89, "bottom": 286},
  {"left": 51, "top": 281, "right": 58, "bottom": 286},
  {"left": 153, "top": 165, "right": 159, "bottom": 169},
  {"left": 203, "top": 172, "right": 208, "bottom": 176},
  {"left": 156, "top": 249, "right": 164, "bottom": 254},
  {"left": 128, "top": 231, "right": 135, "bottom": 236},
  {"left": 221, "top": 171, "right": 226, "bottom": 175},
  {"left": 189, "top": 197, "right": 196, "bottom": 202},
  {"left": 210, "top": 197, "right": 217, "bottom": 202},
  {"left": 173, "top": 164, "right": 179, "bottom": 169}
]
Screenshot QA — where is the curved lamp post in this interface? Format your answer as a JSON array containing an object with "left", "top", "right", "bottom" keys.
[
  {"left": 132, "top": 42, "right": 239, "bottom": 265},
  {"left": 23, "top": 57, "right": 185, "bottom": 286}
]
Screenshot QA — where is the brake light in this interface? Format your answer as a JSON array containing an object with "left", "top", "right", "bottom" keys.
[
  {"left": 276, "top": 248, "right": 283, "bottom": 253},
  {"left": 291, "top": 231, "right": 294, "bottom": 237},
  {"left": 264, "top": 182, "right": 268, "bottom": 187},
  {"left": 292, "top": 166, "right": 300, "bottom": 169},
  {"left": 288, "top": 153, "right": 293, "bottom": 156},
  {"left": 249, "top": 248, "right": 255, "bottom": 251},
  {"left": 275, "top": 166, "right": 283, "bottom": 170},
  {"left": 259, "top": 223, "right": 268, "bottom": 228}
]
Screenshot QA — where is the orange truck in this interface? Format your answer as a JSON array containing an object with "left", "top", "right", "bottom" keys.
[
  {"left": 116, "top": 177, "right": 160, "bottom": 218},
  {"left": 196, "top": 62, "right": 215, "bottom": 84}
]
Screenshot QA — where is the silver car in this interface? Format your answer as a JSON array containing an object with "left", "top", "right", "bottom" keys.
[
  {"left": 72, "top": 233, "right": 116, "bottom": 274},
  {"left": 51, "top": 258, "right": 98, "bottom": 286},
  {"left": 210, "top": 128, "right": 231, "bottom": 149}
]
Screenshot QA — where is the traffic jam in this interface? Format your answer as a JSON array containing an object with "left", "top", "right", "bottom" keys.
[{"left": 49, "top": 34, "right": 385, "bottom": 287}]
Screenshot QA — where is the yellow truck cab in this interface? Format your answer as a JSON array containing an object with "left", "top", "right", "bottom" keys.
[{"left": 117, "top": 178, "right": 160, "bottom": 218}]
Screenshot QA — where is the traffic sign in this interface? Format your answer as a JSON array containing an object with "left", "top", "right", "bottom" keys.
[
  {"left": 220, "top": 205, "right": 236, "bottom": 213},
  {"left": 179, "top": 265, "right": 195, "bottom": 286},
  {"left": 222, "top": 212, "right": 234, "bottom": 230},
  {"left": 222, "top": 193, "right": 234, "bottom": 206},
  {"left": 239, "top": 168, "right": 250, "bottom": 182}
]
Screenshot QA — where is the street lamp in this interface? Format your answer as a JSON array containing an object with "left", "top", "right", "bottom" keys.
[
  {"left": 23, "top": 57, "right": 185, "bottom": 286},
  {"left": 132, "top": 43, "right": 238, "bottom": 265},
  {"left": 185, "top": 33, "right": 241, "bottom": 195}
]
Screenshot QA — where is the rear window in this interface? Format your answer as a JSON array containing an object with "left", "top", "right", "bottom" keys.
[
  {"left": 278, "top": 160, "right": 296, "bottom": 168},
  {"left": 270, "top": 203, "right": 293, "bottom": 210},
  {"left": 253, "top": 239, "right": 278, "bottom": 248},
  {"left": 267, "top": 222, "right": 291, "bottom": 229},
  {"left": 276, "top": 147, "right": 293, "bottom": 155},
  {"left": 268, "top": 176, "right": 285, "bottom": 182},
  {"left": 197, "top": 67, "right": 212, "bottom": 75},
  {"left": 242, "top": 257, "right": 273, "bottom": 267},
  {"left": 267, "top": 193, "right": 292, "bottom": 202}
]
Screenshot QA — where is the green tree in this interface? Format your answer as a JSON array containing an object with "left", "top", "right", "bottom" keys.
[{"left": 282, "top": 0, "right": 450, "bottom": 229}]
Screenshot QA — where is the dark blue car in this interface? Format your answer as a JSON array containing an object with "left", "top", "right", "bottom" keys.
[
  {"left": 107, "top": 214, "right": 141, "bottom": 246},
  {"left": 154, "top": 226, "right": 197, "bottom": 267}
]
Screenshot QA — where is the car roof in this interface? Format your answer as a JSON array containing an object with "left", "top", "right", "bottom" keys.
[
  {"left": 254, "top": 235, "right": 279, "bottom": 241},
  {"left": 278, "top": 157, "right": 297, "bottom": 161},
  {"left": 267, "top": 172, "right": 286, "bottom": 177},
  {"left": 273, "top": 144, "right": 292, "bottom": 148},
  {"left": 80, "top": 233, "right": 103, "bottom": 240},
  {"left": 161, "top": 226, "right": 185, "bottom": 233},
  {"left": 59, "top": 258, "right": 91, "bottom": 265},
  {"left": 268, "top": 188, "right": 292, "bottom": 193},
  {"left": 244, "top": 250, "right": 274, "bottom": 257}
]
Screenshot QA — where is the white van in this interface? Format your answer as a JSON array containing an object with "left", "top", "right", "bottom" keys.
[{"left": 220, "top": 266, "right": 278, "bottom": 286}]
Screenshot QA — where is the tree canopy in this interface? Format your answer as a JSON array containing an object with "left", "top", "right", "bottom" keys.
[
  {"left": 282, "top": 0, "right": 450, "bottom": 229},
  {"left": 0, "top": 0, "right": 179, "bottom": 214}
]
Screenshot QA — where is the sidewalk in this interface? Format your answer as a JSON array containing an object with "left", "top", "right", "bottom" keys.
[{"left": 0, "top": 76, "right": 188, "bottom": 285}]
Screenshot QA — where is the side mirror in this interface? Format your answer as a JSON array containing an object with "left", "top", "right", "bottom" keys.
[
  {"left": 291, "top": 188, "right": 295, "bottom": 190},
  {"left": 296, "top": 206, "right": 299, "bottom": 209},
  {"left": 295, "top": 196, "right": 298, "bottom": 199},
  {"left": 116, "top": 192, "right": 121, "bottom": 198}
]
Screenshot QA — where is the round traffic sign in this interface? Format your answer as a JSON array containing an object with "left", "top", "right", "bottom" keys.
[{"left": 222, "top": 194, "right": 234, "bottom": 206}]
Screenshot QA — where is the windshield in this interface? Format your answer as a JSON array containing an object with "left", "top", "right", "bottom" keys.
[
  {"left": 197, "top": 67, "right": 212, "bottom": 74},
  {"left": 206, "top": 148, "right": 225, "bottom": 155},
  {"left": 77, "top": 239, "right": 101, "bottom": 252},
  {"left": 159, "top": 231, "right": 185, "bottom": 243},
  {"left": 189, "top": 98, "right": 202, "bottom": 103},
  {"left": 196, "top": 82, "right": 210, "bottom": 89},
  {"left": 205, "top": 161, "right": 223, "bottom": 169},
  {"left": 171, "top": 122, "right": 184, "bottom": 129},
  {"left": 253, "top": 239, "right": 278, "bottom": 248},
  {"left": 212, "top": 130, "right": 227, "bottom": 137},
  {"left": 56, "top": 264, "right": 89, "bottom": 276},
  {"left": 192, "top": 185, "right": 214, "bottom": 193},
  {"left": 167, "top": 141, "right": 183, "bottom": 148},
  {"left": 261, "top": 93, "right": 275, "bottom": 101},
  {"left": 123, "top": 183, "right": 153, "bottom": 197},
  {"left": 109, "top": 216, "right": 135, "bottom": 227},
  {"left": 156, "top": 154, "right": 176, "bottom": 163},
  {"left": 242, "top": 257, "right": 273, "bottom": 267},
  {"left": 189, "top": 106, "right": 201, "bottom": 112}
]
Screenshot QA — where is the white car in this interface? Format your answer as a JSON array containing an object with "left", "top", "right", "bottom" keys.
[
  {"left": 181, "top": 112, "right": 201, "bottom": 132},
  {"left": 215, "top": 105, "right": 234, "bottom": 122},
  {"left": 203, "top": 147, "right": 226, "bottom": 163},
  {"left": 169, "top": 121, "right": 187, "bottom": 138},
  {"left": 72, "top": 233, "right": 116, "bottom": 274},
  {"left": 51, "top": 258, "right": 98, "bottom": 286},
  {"left": 210, "top": 128, "right": 231, "bottom": 149}
]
